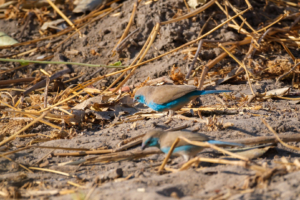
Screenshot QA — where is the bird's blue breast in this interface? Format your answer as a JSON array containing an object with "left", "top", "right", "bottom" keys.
[{"left": 161, "top": 145, "right": 196, "bottom": 155}]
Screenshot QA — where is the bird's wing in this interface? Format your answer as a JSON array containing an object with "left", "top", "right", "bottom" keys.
[
  {"left": 149, "top": 85, "right": 197, "bottom": 104},
  {"left": 160, "top": 131, "right": 209, "bottom": 148}
]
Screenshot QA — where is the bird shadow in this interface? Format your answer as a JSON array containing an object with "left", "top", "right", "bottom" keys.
[{"left": 226, "top": 126, "right": 258, "bottom": 136}]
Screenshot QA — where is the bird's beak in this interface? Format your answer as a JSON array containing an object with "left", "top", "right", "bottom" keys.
[{"left": 141, "top": 142, "right": 146, "bottom": 150}]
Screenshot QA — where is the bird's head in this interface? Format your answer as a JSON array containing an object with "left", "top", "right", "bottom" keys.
[
  {"left": 141, "top": 130, "right": 164, "bottom": 150},
  {"left": 134, "top": 93, "right": 146, "bottom": 104},
  {"left": 134, "top": 87, "right": 149, "bottom": 104}
]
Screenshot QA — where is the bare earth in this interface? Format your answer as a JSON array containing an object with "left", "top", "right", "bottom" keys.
[{"left": 1, "top": 0, "right": 300, "bottom": 199}]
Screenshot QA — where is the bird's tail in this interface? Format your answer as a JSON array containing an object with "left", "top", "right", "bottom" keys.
[
  {"left": 197, "top": 90, "right": 232, "bottom": 95},
  {"left": 207, "top": 140, "right": 244, "bottom": 147}
]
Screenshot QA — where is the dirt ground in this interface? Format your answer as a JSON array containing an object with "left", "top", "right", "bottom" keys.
[{"left": 1, "top": 0, "right": 300, "bottom": 199}]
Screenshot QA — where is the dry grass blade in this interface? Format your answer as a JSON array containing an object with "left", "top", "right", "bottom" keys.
[
  {"left": 158, "top": 135, "right": 253, "bottom": 172},
  {"left": 29, "top": 167, "right": 76, "bottom": 177},
  {"left": 257, "top": 13, "right": 289, "bottom": 33},
  {"left": 86, "top": 149, "right": 163, "bottom": 164},
  {"left": 179, "top": 136, "right": 250, "bottom": 161},
  {"left": 276, "top": 62, "right": 300, "bottom": 84},
  {"left": 38, "top": 91, "right": 83, "bottom": 113},
  {"left": 161, "top": 0, "right": 217, "bottom": 25},
  {"left": 105, "top": 23, "right": 156, "bottom": 92},
  {"left": 112, "top": 2, "right": 137, "bottom": 54},
  {"left": 0, "top": 112, "right": 47, "bottom": 147},
  {"left": 45, "top": 0, "right": 81, "bottom": 36},
  {"left": 261, "top": 118, "right": 300, "bottom": 151},
  {"left": 158, "top": 137, "right": 180, "bottom": 172},
  {"left": 53, "top": 149, "right": 113, "bottom": 156},
  {"left": 179, "top": 157, "right": 247, "bottom": 171},
  {"left": 71, "top": 7, "right": 249, "bottom": 93},
  {"left": 0, "top": 154, "right": 33, "bottom": 172},
  {"left": 112, "top": 23, "right": 161, "bottom": 93},
  {"left": 219, "top": 43, "right": 255, "bottom": 96}
]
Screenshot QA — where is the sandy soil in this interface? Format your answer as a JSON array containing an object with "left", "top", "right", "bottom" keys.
[{"left": 1, "top": 0, "right": 300, "bottom": 199}]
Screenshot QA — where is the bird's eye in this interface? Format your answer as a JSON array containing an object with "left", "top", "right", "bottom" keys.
[{"left": 136, "top": 96, "right": 140, "bottom": 100}]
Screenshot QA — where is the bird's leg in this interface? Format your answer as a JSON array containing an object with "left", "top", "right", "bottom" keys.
[
  {"left": 164, "top": 110, "right": 174, "bottom": 124},
  {"left": 175, "top": 155, "right": 190, "bottom": 168}
]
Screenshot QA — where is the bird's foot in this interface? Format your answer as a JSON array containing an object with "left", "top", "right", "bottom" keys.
[
  {"left": 164, "top": 110, "right": 174, "bottom": 124},
  {"left": 164, "top": 118, "right": 172, "bottom": 124}
]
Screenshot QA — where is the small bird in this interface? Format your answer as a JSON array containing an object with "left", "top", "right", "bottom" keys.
[
  {"left": 141, "top": 130, "right": 243, "bottom": 161},
  {"left": 134, "top": 85, "right": 231, "bottom": 113}
]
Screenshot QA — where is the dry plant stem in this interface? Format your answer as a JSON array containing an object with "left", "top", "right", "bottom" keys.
[
  {"left": 244, "top": 0, "right": 253, "bottom": 9},
  {"left": 225, "top": 0, "right": 257, "bottom": 34},
  {"left": 29, "top": 167, "right": 75, "bottom": 177},
  {"left": 125, "top": 8, "right": 249, "bottom": 71},
  {"left": 0, "top": 112, "right": 47, "bottom": 147},
  {"left": 19, "top": 12, "right": 34, "bottom": 39},
  {"left": 112, "top": 23, "right": 161, "bottom": 93},
  {"left": 0, "top": 77, "right": 43, "bottom": 86},
  {"left": 158, "top": 138, "right": 180, "bottom": 172},
  {"left": 31, "top": 145, "right": 89, "bottom": 151},
  {"left": 104, "top": 26, "right": 155, "bottom": 92},
  {"left": 23, "top": 67, "right": 71, "bottom": 96},
  {"left": 38, "top": 90, "right": 83, "bottom": 113},
  {"left": 198, "top": 65, "right": 209, "bottom": 89},
  {"left": 67, "top": 181, "right": 86, "bottom": 188},
  {"left": 197, "top": 45, "right": 236, "bottom": 89},
  {"left": 54, "top": 149, "right": 113, "bottom": 156},
  {"left": 0, "top": 154, "right": 33, "bottom": 172},
  {"left": 32, "top": 149, "right": 55, "bottom": 167},
  {"left": 230, "top": 134, "right": 300, "bottom": 145},
  {"left": 115, "top": 137, "right": 145, "bottom": 152},
  {"left": 280, "top": 42, "right": 296, "bottom": 62},
  {"left": 118, "top": 133, "right": 146, "bottom": 147},
  {"left": 23, "top": 113, "right": 62, "bottom": 130},
  {"left": 160, "top": 0, "right": 217, "bottom": 25},
  {"left": 73, "top": 4, "right": 107, "bottom": 24},
  {"left": 11, "top": 48, "right": 37, "bottom": 58},
  {"left": 0, "top": 147, "right": 29, "bottom": 157},
  {"left": 179, "top": 157, "right": 247, "bottom": 171},
  {"left": 218, "top": 44, "right": 255, "bottom": 95},
  {"left": 0, "top": 100, "right": 61, "bottom": 130},
  {"left": 0, "top": 4, "right": 122, "bottom": 50},
  {"left": 73, "top": 9, "right": 249, "bottom": 92},
  {"left": 44, "top": 77, "right": 50, "bottom": 108},
  {"left": 112, "top": 2, "right": 137, "bottom": 53},
  {"left": 45, "top": 0, "right": 81, "bottom": 36},
  {"left": 179, "top": 136, "right": 250, "bottom": 161},
  {"left": 257, "top": 13, "right": 288, "bottom": 33},
  {"left": 186, "top": 40, "right": 203, "bottom": 79},
  {"left": 198, "top": 12, "right": 215, "bottom": 37},
  {"left": 215, "top": 1, "right": 246, "bottom": 33},
  {"left": 116, "top": 28, "right": 140, "bottom": 52},
  {"left": 290, "top": 15, "right": 300, "bottom": 29},
  {"left": 183, "top": 0, "right": 190, "bottom": 12},
  {"left": 276, "top": 62, "right": 300, "bottom": 84},
  {"left": 52, "top": 5, "right": 123, "bottom": 51},
  {"left": 88, "top": 149, "right": 163, "bottom": 164},
  {"left": 261, "top": 118, "right": 300, "bottom": 151}
]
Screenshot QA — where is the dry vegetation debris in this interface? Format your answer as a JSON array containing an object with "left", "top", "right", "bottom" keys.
[{"left": 0, "top": 0, "right": 300, "bottom": 199}]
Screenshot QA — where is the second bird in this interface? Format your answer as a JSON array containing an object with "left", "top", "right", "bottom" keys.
[
  {"left": 142, "top": 129, "right": 243, "bottom": 161},
  {"left": 134, "top": 85, "right": 231, "bottom": 112}
]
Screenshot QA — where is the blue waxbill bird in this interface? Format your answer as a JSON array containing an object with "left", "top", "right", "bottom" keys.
[
  {"left": 141, "top": 130, "right": 243, "bottom": 161},
  {"left": 134, "top": 85, "right": 231, "bottom": 113}
]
